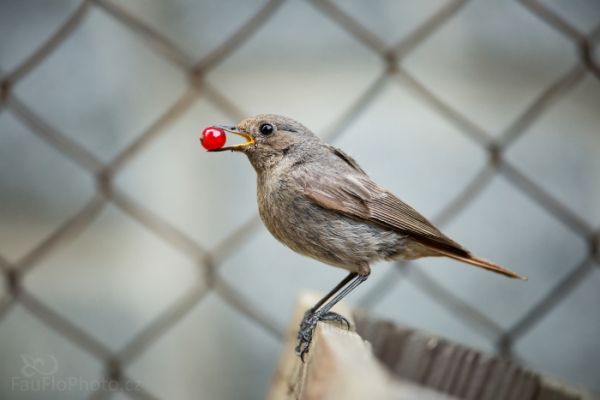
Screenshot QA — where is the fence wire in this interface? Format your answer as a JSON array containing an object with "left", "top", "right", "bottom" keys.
[{"left": 0, "top": 0, "right": 599, "bottom": 398}]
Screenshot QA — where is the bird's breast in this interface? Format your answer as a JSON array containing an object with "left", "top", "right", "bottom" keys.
[{"left": 257, "top": 173, "right": 304, "bottom": 244}]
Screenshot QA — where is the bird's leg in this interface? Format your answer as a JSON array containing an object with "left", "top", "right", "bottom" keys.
[
  {"left": 302, "top": 272, "right": 357, "bottom": 323},
  {"left": 296, "top": 272, "right": 369, "bottom": 359},
  {"left": 304, "top": 272, "right": 358, "bottom": 318}
]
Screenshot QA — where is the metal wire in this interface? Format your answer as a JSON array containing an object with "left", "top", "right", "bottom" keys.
[{"left": 0, "top": 0, "right": 598, "bottom": 398}]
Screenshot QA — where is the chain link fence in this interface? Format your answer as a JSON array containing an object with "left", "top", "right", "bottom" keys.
[{"left": 1, "top": 0, "right": 599, "bottom": 399}]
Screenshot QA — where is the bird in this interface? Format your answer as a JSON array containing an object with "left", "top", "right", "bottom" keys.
[{"left": 207, "top": 114, "right": 525, "bottom": 358}]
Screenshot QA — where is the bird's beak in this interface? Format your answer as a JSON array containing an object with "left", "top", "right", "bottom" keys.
[{"left": 209, "top": 125, "right": 255, "bottom": 152}]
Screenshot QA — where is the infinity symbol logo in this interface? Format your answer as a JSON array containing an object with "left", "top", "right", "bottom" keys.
[{"left": 20, "top": 354, "right": 58, "bottom": 377}]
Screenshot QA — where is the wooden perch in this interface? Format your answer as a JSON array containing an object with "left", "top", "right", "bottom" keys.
[
  {"left": 268, "top": 292, "right": 597, "bottom": 400},
  {"left": 267, "top": 292, "right": 455, "bottom": 400}
]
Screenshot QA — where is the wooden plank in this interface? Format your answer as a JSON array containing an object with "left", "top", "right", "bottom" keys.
[
  {"left": 536, "top": 377, "right": 596, "bottom": 400},
  {"left": 354, "top": 312, "right": 598, "bottom": 400},
  {"left": 269, "top": 296, "right": 597, "bottom": 400}
]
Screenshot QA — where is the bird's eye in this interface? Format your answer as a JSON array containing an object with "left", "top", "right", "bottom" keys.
[{"left": 259, "top": 123, "right": 274, "bottom": 135}]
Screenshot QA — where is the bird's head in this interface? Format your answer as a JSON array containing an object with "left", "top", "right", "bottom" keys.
[{"left": 210, "top": 114, "right": 320, "bottom": 172}]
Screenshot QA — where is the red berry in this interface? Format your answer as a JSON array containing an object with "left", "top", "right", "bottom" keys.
[{"left": 201, "top": 126, "right": 226, "bottom": 150}]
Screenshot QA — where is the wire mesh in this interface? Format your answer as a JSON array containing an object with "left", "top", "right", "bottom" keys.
[{"left": 1, "top": 0, "right": 599, "bottom": 398}]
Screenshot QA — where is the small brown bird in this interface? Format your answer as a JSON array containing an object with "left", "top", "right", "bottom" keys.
[{"left": 209, "top": 114, "right": 525, "bottom": 358}]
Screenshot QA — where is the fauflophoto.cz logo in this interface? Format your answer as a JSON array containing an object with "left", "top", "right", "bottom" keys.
[{"left": 11, "top": 354, "right": 139, "bottom": 393}]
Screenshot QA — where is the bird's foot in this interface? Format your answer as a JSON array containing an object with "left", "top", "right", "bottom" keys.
[
  {"left": 301, "top": 309, "right": 351, "bottom": 328},
  {"left": 295, "top": 310, "right": 351, "bottom": 360},
  {"left": 318, "top": 310, "right": 351, "bottom": 329}
]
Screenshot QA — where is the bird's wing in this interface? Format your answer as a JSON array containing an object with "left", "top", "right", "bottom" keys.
[
  {"left": 326, "top": 145, "right": 367, "bottom": 174},
  {"left": 300, "top": 159, "right": 468, "bottom": 256},
  {"left": 300, "top": 147, "right": 526, "bottom": 279}
]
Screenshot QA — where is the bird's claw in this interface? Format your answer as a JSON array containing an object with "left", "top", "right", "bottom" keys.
[
  {"left": 319, "top": 311, "right": 351, "bottom": 329},
  {"left": 295, "top": 310, "right": 351, "bottom": 360}
]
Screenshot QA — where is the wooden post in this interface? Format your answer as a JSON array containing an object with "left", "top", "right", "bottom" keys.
[{"left": 268, "top": 292, "right": 455, "bottom": 400}]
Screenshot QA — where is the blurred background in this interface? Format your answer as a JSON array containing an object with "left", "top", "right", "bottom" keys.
[{"left": 1, "top": 0, "right": 599, "bottom": 399}]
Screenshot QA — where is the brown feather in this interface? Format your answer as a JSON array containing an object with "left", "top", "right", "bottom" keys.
[
  {"left": 301, "top": 145, "right": 525, "bottom": 280},
  {"left": 327, "top": 145, "right": 367, "bottom": 174},
  {"left": 304, "top": 171, "right": 468, "bottom": 257},
  {"left": 429, "top": 248, "right": 526, "bottom": 280}
]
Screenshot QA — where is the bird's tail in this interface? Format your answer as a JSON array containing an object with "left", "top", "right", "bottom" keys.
[{"left": 432, "top": 248, "right": 527, "bottom": 280}]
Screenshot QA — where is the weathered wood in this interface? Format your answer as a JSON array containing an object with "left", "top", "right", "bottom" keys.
[
  {"left": 268, "top": 295, "right": 597, "bottom": 400},
  {"left": 354, "top": 311, "right": 598, "bottom": 400},
  {"left": 268, "top": 292, "right": 455, "bottom": 400}
]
